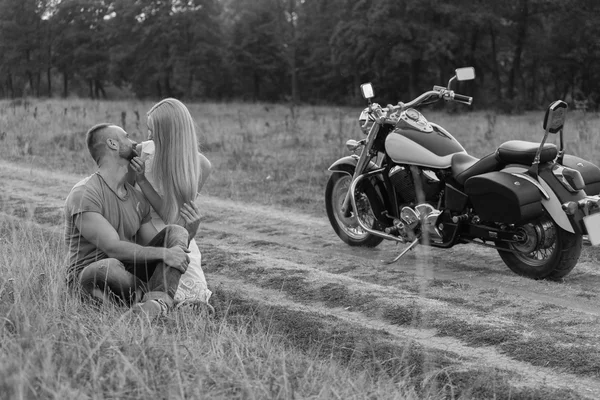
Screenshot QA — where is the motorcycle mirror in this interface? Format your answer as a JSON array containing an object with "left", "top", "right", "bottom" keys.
[
  {"left": 360, "top": 83, "right": 374, "bottom": 100},
  {"left": 455, "top": 67, "right": 475, "bottom": 81},
  {"left": 543, "top": 100, "right": 568, "bottom": 134}
]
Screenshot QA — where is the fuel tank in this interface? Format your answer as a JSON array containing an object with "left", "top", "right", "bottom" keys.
[{"left": 385, "top": 109, "right": 467, "bottom": 169}]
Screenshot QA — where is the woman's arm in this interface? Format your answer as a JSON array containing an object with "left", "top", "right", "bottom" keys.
[
  {"left": 138, "top": 174, "right": 197, "bottom": 238},
  {"left": 198, "top": 153, "right": 212, "bottom": 192},
  {"left": 137, "top": 177, "right": 167, "bottom": 220},
  {"left": 130, "top": 157, "right": 168, "bottom": 222}
]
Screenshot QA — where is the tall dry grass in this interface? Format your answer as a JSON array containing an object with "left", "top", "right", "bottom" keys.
[
  {"left": 2, "top": 98, "right": 600, "bottom": 215},
  {"left": 0, "top": 215, "right": 461, "bottom": 399}
]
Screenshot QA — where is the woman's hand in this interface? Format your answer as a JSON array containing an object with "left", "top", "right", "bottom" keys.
[
  {"left": 129, "top": 157, "right": 147, "bottom": 182},
  {"left": 180, "top": 201, "right": 201, "bottom": 240}
]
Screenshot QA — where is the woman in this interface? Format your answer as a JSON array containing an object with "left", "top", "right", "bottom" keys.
[{"left": 130, "top": 98, "right": 213, "bottom": 311}]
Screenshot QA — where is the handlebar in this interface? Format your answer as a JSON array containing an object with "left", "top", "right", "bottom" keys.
[
  {"left": 369, "top": 90, "right": 441, "bottom": 123},
  {"left": 368, "top": 86, "right": 473, "bottom": 122},
  {"left": 452, "top": 93, "right": 473, "bottom": 105},
  {"left": 400, "top": 90, "right": 441, "bottom": 110}
]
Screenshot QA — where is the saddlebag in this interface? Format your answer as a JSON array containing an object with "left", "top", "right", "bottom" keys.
[
  {"left": 464, "top": 171, "right": 544, "bottom": 224},
  {"left": 561, "top": 155, "right": 600, "bottom": 196}
]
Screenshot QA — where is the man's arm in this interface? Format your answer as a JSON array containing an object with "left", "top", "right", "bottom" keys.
[{"left": 75, "top": 212, "right": 188, "bottom": 271}]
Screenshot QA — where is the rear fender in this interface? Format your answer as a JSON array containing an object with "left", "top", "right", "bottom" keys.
[{"left": 502, "top": 165, "right": 584, "bottom": 233}]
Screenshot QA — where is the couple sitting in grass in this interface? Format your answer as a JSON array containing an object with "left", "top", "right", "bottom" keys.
[{"left": 64, "top": 98, "right": 214, "bottom": 318}]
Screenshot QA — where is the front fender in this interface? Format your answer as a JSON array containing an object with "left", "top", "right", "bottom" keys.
[
  {"left": 328, "top": 155, "right": 390, "bottom": 223},
  {"left": 328, "top": 155, "right": 380, "bottom": 175}
]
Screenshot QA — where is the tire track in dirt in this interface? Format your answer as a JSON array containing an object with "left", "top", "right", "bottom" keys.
[
  {"left": 3, "top": 160, "right": 600, "bottom": 398},
  {"left": 212, "top": 274, "right": 600, "bottom": 398},
  {"left": 198, "top": 216, "right": 600, "bottom": 318}
]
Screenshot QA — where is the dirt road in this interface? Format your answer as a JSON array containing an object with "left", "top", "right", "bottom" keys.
[{"left": 3, "top": 159, "right": 600, "bottom": 398}]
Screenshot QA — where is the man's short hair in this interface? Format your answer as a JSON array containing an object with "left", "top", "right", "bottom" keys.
[{"left": 86, "top": 123, "right": 113, "bottom": 164}]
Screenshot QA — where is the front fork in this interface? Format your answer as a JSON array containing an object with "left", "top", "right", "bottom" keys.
[{"left": 340, "top": 123, "right": 381, "bottom": 216}]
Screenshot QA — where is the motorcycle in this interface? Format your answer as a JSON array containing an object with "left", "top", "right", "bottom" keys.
[{"left": 325, "top": 67, "right": 600, "bottom": 279}]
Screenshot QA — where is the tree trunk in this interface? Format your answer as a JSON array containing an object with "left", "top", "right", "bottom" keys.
[
  {"left": 288, "top": 0, "right": 298, "bottom": 105},
  {"left": 253, "top": 71, "right": 260, "bottom": 101},
  {"left": 26, "top": 71, "right": 34, "bottom": 95},
  {"left": 188, "top": 69, "right": 194, "bottom": 98},
  {"left": 47, "top": 67, "right": 52, "bottom": 97},
  {"left": 469, "top": 27, "right": 479, "bottom": 69},
  {"left": 156, "top": 79, "right": 162, "bottom": 98},
  {"left": 95, "top": 79, "right": 106, "bottom": 99},
  {"left": 7, "top": 72, "right": 14, "bottom": 99},
  {"left": 88, "top": 79, "right": 94, "bottom": 99},
  {"left": 62, "top": 71, "right": 68, "bottom": 98},
  {"left": 490, "top": 25, "right": 502, "bottom": 96},
  {"left": 508, "top": 0, "right": 529, "bottom": 100},
  {"left": 290, "top": 44, "right": 298, "bottom": 104},
  {"left": 409, "top": 58, "right": 421, "bottom": 100},
  {"left": 164, "top": 75, "right": 172, "bottom": 98},
  {"left": 36, "top": 72, "right": 41, "bottom": 97},
  {"left": 47, "top": 20, "right": 52, "bottom": 98},
  {"left": 352, "top": 71, "right": 360, "bottom": 103},
  {"left": 469, "top": 27, "right": 479, "bottom": 103},
  {"left": 528, "top": 60, "right": 537, "bottom": 106}
]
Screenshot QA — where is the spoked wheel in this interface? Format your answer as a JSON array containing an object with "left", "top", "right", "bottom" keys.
[
  {"left": 496, "top": 214, "right": 582, "bottom": 280},
  {"left": 325, "top": 172, "right": 384, "bottom": 247}
]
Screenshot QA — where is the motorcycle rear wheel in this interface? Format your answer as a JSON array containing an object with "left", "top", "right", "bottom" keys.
[
  {"left": 325, "top": 172, "right": 384, "bottom": 247},
  {"left": 495, "top": 215, "right": 582, "bottom": 280}
]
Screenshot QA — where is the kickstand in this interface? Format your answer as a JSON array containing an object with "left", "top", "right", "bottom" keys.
[{"left": 381, "top": 238, "right": 419, "bottom": 265}]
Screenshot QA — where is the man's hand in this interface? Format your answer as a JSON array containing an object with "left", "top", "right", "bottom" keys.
[
  {"left": 180, "top": 202, "right": 201, "bottom": 239},
  {"left": 129, "top": 157, "right": 146, "bottom": 182},
  {"left": 162, "top": 246, "right": 190, "bottom": 274}
]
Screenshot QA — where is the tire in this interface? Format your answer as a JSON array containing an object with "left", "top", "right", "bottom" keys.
[
  {"left": 496, "top": 215, "right": 582, "bottom": 280},
  {"left": 325, "top": 172, "right": 384, "bottom": 247}
]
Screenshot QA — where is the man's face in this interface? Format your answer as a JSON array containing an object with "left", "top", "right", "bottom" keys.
[{"left": 112, "top": 126, "right": 138, "bottom": 161}]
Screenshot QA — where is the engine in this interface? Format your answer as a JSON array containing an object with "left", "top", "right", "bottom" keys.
[
  {"left": 389, "top": 166, "right": 443, "bottom": 204},
  {"left": 385, "top": 203, "right": 443, "bottom": 242}
]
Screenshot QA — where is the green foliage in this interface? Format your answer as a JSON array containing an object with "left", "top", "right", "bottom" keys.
[{"left": 1, "top": 0, "right": 599, "bottom": 109}]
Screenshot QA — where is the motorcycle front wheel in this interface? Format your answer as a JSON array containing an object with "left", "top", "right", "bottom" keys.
[
  {"left": 325, "top": 172, "right": 384, "bottom": 247},
  {"left": 495, "top": 215, "right": 582, "bottom": 280}
]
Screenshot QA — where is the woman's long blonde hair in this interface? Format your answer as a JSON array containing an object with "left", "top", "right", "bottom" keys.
[{"left": 147, "top": 98, "right": 201, "bottom": 224}]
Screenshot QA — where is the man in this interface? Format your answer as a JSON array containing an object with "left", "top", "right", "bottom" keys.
[{"left": 64, "top": 123, "right": 195, "bottom": 317}]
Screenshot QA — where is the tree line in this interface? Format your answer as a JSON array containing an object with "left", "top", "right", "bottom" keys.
[{"left": 1, "top": 0, "right": 599, "bottom": 110}]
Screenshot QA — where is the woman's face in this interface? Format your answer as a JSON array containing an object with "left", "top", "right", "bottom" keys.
[{"left": 147, "top": 120, "right": 154, "bottom": 140}]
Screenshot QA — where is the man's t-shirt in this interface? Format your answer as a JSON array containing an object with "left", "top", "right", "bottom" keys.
[{"left": 64, "top": 173, "right": 152, "bottom": 287}]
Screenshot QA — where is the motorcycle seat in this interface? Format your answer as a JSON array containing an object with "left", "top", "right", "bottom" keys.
[
  {"left": 496, "top": 140, "right": 557, "bottom": 165},
  {"left": 452, "top": 152, "right": 501, "bottom": 186}
]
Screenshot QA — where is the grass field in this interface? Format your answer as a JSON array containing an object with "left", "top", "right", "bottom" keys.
[
  {"left": 2, "top": 218, "right": 441, "bottom": 399},
  {"left": 1, "top": 97, "right": 600, "bottom": 399},
  {"left": 2, "top": 97, "right": 600, "bottom": 215}
]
